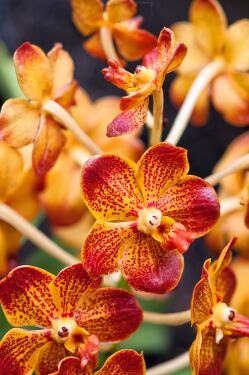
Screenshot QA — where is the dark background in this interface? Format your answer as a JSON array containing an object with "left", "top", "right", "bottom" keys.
[{"left": 0, "top": 0, "right": 248, "bottom": 367}]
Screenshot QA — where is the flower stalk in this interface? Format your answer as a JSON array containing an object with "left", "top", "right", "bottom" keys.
[
  {"left": 43, "top": 100, "right": 103, "bottom": 155},
  {"left": 205, "top": 153, "right": 249, "bottom": 186},
  {"left": 0, "top": 203, "right": 78, "bottom": 266},
  {"left": 146, "top": 351, "right": 189, "bottom": 375},
  {"left": 100, "top": 26, "right": 120, "bottom": 61},
  {"left": 150, "top": 89, "right": 164, "bottom": 146},
  {"left": 143, "top": 309, "right": 191, "bottom": 326},
  {"left": 165, "top": 59, "right": 225, "bottom": 145}
]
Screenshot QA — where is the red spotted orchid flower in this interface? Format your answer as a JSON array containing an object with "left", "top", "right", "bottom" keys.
[
  {"left": 81, "top": 142, "right": 220, "bottom": 294},
  {"left": 190, "top": 239, "right": 249, "bottom": 375},
  {"left": 0, "top": 263, "right": 142, "bottom": 375},
  {"left": 71, "top": 0, "right": 157, "bottom": 62},
  {"left": 102, "top": 27, "right": 187, "bottom": 137},
  {"left": 50, "top": 350, "right": 145, "bottom": 375},
  {"left": 0, "top": 43, "right": 77, "bottom": 175}
]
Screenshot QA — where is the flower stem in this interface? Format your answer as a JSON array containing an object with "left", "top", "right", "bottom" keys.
[
  {"left": 100, "top": 26, "right": 120, "bottom": 61},
  {"left": 0, "top": 203, "right": 78, "bottom": 266},
  {"left": 220, "top": 196, "right": 241, "bottom": 216},
  {"left": 146, "top": 351, "right": 189, "bottom": 375},
  {"left": 205, "top": 153, "right": 249, "bottom": 186},
  {"left": 165, "top": 59, "right": 225, "bottom": 145},
  {"left": 150, "top": 89, "right": 164, "bottom": 146},
  {"left": 143, "top": 309, "right": 191, "bottom": 326},
  {"left": 43, "top": 100, "right": 103, "bottom": 155}
]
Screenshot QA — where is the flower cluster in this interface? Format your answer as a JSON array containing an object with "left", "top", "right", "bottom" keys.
[{"left": 0, "top": 0, "right": 248, "bottom": 374}]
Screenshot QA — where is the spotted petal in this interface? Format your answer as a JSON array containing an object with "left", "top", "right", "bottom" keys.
[
  {"left": 81, "top": 154, "right": 143, "bottom": 221},
  {"left": 14, "top": 42, "right": 52, "bottom": 101},
  {"left": 190, "top": 0, "right": 227, "bottom": 57},
  {"left": 32, "top": 114, "right": 66, "bottom": 175},
  {"left": 157, "top": 176, "right": 220, "bottom": 236},
  {"left": 0, "top": 328, "right": 52, "bottom": 375},
  {"left": 51, "top": 263, "right": 102, "bottom": 317},
  {"left": 120, "top": 232, "right": 184, "bottom": 293},
  {"left": 191, "top": 258, "right": 213, "bottom": 325},
  {"left": 212, "top": 73, "right": 249, "bottom": 126},
  {"left": 0, "top": 266, "right": 58, "bottom": 327},
  {"left": 49, "top": 357, "right": 90, "bottom": 375},
  {"left": 95, "top": 350, "right": 146, "bottom": 374},
  {"left": 71, "top": 0, "right": 103, "bottom": 36},
  {"left": 0, "top": 141, "right": 23, "bottom": 201},
  {"left": 36, "top": 341, "right": 68, "bottom": 375},
  {"left": 190, "top": 325, "right": 228, "bottom": 375},
  {"left": 82, "top": 220, "right": 135, "bottom": 278},
  {"left": 136, "top": 143, "right": 189, "bottom": 206},
  {"left": 106, "top": 98, "right": 149, "bottom": 136},
  {"left": 107, "top": 0, "right": 137, "bottom": 23},
  {"left": 0, "top": 98, "right": 40, "bottom": 148},
  {"left": 75, "top": 288, "right": 142, "bottom": 342},
  {"left": 209, "top": 239, "right": 236, "bottom": 305}
]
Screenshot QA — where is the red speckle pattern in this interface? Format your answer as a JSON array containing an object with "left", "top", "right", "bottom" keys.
[
  {"left": 136, "top": 143, "right": 188, "bottom": 205},
  {"left": 0, "top": 328, "right": 52, "bottom": 375},
  {"left": 35, "top": 340, "right": 69, "bottom": 375},
  {"left": 0, "top": 266, "right": 58, "bottom": 328},
  {"left": 75, "top": 288, "right": 142, "bottom": 343},
  {"left": 82, "top": 220, "right": 135, "bottom": 278},
  {"left": 121, "top": 232, "right": 184, "bottom": 293},
  {"left": 158, "top": 176, "right": 220, "bottom": 235},
  {"left": 81, "top": 154, "right": 143, "bottom": 221},
  {"left": 52, "top": 356, "right": 89, "bottom": 375},
  {"left": 95, "top": 349, "right": 145, "bottom": 375},
  {"left": 106, "top": 97, "right": 149, "bottom": 137},
  {"left": 52, "top": 263, "right": 102, "bottom": 317}
]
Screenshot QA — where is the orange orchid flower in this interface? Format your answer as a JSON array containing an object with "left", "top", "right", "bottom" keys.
[
  {"left": 0, "top": 142, "right": 39, "bottom": 277},
  {"left": 39, "top": 88, "right": 144, "bottom": 230},
  {"left": 50, "top": 350, "right": 146, "bottom": 375},
  {"left": 0, "top": 263, "right": 142, "bottom": 375},
  {"left": 71, "top": 0, "right": 157, "bottom": 61},
  {"left": 190, "top": 239, "right": 249, "bottom": 375},
  {"left": 102, "top": 27, "right": 187, "bottom": 136},
  {"left": 170, "top": 0, "right": 249, "bottom": 126},
  {"left": 0, "top": 43, "right": 77, "bottom": 175},
  {"left": 206, "top": 132, "right": 249, "bottom": 256},
  {"left": 81, "top": 142, "right": 220, "bottom": 294}
]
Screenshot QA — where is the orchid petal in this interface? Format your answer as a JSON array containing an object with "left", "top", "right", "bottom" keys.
[{"left": 71, "top": 0, "right": 103, "bottom": 36}]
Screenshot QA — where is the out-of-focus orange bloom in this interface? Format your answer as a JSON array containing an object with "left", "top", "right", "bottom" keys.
[
  {"left": 224, "top": 258, "right": 249, "bottom": 375},
  {"left": 0, "top": 43, "right": 77, "bottom": 175},
  {"left": 0, "top": 263, "right": 142, "bottom": 375},
  {"left": 71, "top": 0, "right": 157, "bottom": 61},
  {"left": 206, "top": 132, "right": 249, "bottom": 256},
  {"left": 190, "top": 240, "right": 249, "bottom": 375},
  {"left": 170, "top": 0, "right": 249, "bottom": 126},
  {"left": 81, "top": 142, "right": 219, "bottom": 294},
  {"left": 102, "top": 27, "right": 187, "bottom": 136},
  {"left": 50, "top": 350, "right": 146, "bottom": 375},
  {"left": 39, "top": 89, "right": 144, "bottom": 240},
  {"left": 0, "top": 142, "right": 38, "bottom": 277}
]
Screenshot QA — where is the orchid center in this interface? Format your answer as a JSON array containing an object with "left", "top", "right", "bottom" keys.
[
  {"left": 212, "top": 302, "right": 235, "bottom": 344},
  {"left": 52, "top": 318, "right": 78, "bottom": 343},
  {"left": 137, "top": 207, "right": 163, "bottom": 234},
  {"left": 135, "top": 65, "right": 156, "bottom": 85}
]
